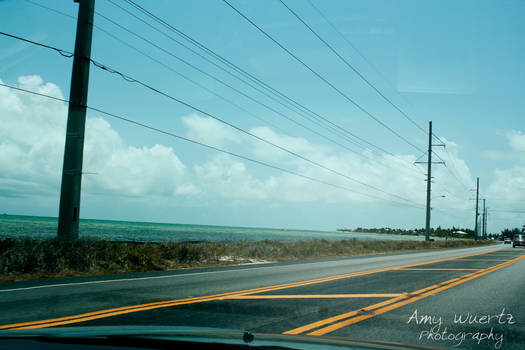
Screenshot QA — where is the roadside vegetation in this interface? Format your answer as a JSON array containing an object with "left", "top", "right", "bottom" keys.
[
  {"left": 338, "top": 226, "right": 477, "bottom": 239},
  {"left": 498, "top": 226, "right": 525, "bottom": 240},
  {"left": 0, "top": 237, "right": 495, "bottom": 282}
]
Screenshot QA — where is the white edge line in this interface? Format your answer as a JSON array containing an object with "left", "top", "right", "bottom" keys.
[{"left": 0, "top": 246, "right": 502, "bottom": 293}]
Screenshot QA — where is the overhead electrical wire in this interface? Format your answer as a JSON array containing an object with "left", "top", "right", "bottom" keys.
[
  {"left": 433, "top": 136, "right": 475, "bottom": 195},
  {"left": 24, "top": 0, "right": 373, "bottom": 155},
  {"left": 8, "top": 2, "right": 516, "bottom": 229},
  {"left": 0, "top": 31, "right": 73, "bottom": 57},
  {"left": 279, "top": 0, "right": 429, "bottom": 136},
  {"left": 112, "top": 0, "right": 427, "bottom": 176},
  {"left": 89, "top": 59, "right": 424, "bottom": 206},
  {"left": 221, "top": 0, "right": 425, "bottom": 154},
  {"left": 94, "top": 11, "right": 370, "bottom": 155},
  {"left": 112, "top": 0, "right": 393, "bottom": 157},
  {"left": 0, "top": 30, "right": 424, "bottom": 207},
  {"left": 305, "top": 0, "right": 445, "bottom": 146},
  {"left": 22, "top": 1, "right": 426, "bottom": 183},
  {"left": 92, "top": 12, "right": 425, "bottom": 176},
  {"left": 22, "top": 0, "right": 288, "bottom": 136},
  {"left": 119, "top": 0, "right": 425, "bottom": 164},
  {"left": 0, "top": 81, "right": 424, "bottom": 210},
  {"left": 22, "top": 0, "right": 410, "bottom": 167}
]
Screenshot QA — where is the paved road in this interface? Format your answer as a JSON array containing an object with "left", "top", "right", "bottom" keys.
[{"left": 1, "top": 243, "right": 524, "bottom": 349}]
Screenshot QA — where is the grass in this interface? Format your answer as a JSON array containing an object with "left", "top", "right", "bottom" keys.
[{"left": 0, "top": 237, "right": 495, "bottom": 282}]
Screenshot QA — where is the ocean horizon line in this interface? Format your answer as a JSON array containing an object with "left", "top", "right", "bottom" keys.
[{"left": 0, "top": 213, "right": 335, "bottom": 234}]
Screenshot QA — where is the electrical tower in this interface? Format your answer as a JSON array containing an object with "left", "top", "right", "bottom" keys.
[{"left": 415, "top": 121, "right": 445, "bottom": 241}]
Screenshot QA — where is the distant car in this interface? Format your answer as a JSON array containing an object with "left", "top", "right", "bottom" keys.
[
  {"left": 513, "top": 234, "right": 525, "bottom": 248},
  {"left": 504, "top": 237, "right": 511, "bottom": 244}
]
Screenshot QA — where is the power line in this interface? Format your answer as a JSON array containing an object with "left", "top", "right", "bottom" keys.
[
  {"left": 92, "top": 14, "right": 425, "bottom": 179},
  {"left": 279, "top": 0, "right": 429, "bottom": 136},
  {"left": 221, "top": 0, "right": 425, "bottom": 154},
  {"left": 22, "top": 0, "right": 287, "bottom": 135},
  {"left": 306, "top": 0, "right": 414, "bottom": 113},
  {"left": 88, "top": 58, "right": 423, "bottom": 205},
  {"left": 0, "top": 81, "right": 424, "bottom": 210},
  {"left": 97, "top": 0, "right": 427, "bottom": 177},
  {"left": 115, "top": 0, "right": 427, "bottom": 177},
  {"left": 308, "top": 2, "right": 439, "bottom": 148},
  {"left": 22, "top": 0, "right": 293, "bottom": 137},
  {"left": 119, "top": 0, "right": 425, "bottom": 163},
  {"left": 24, "top": 0, "right": 76, "bottom": 19},
  {"left": 109, "top": 0, "right": 376, "bottom": 153},
  {"left": 94, "top": 10, "right": 371, "bottom": 156},
  {"left": 490, "top": 209, "right": 525, "bottom": 214},
  {"left": 0, "top": 31, "right": 73, "bottom": 57},
  {"left": 25, "top": 0, "right": 402, "bottom": 169},
  {"left": 0, "top": 29, "right": 425, "bottom": 205},
  {"left": 23, "top": 0, "right": 378, "bottom": 156},
  {"left": 483, "top": 198, "right": 524, "bottom": 202},
  {"left": 435, "top": 138, "right": 473, "bottom": 195}
]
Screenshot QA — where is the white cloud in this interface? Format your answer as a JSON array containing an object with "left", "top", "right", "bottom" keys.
[
  {"left": 483, "top": 130, "right": 525, "bottom": 161},
  {"left": 182, "top": 113, "right": 244, "bottom": 148},
  {"left": 0, "top": 76, "right": 67, "bottom": 194},
  {"left": 487, "top": 167, "right": 525, "bottom": 200},
  {"left": 508, "top": 130, "right": 525, "bottom": 153},
  {"left": 193, "top": 154, "right": 274, "bottom": 200},
  {"left": 485, "top": 130, "right": 525, "bottom": 202},
  {"left": 0, "top": 76, "right": 193, "bottom": 199},
  {"left": 0, "top": 75, "right": 498, "bottom": 216},
  {"left": 82, "top": 117, "right": 188, "bottom": 196}
]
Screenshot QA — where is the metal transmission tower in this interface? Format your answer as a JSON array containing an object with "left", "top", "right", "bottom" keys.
[
  {"left": 415, "top": 121, "right": 445, "bottom": 241},
  {"left": 57, "top": 0, "right": 95, "bottom": 239}
]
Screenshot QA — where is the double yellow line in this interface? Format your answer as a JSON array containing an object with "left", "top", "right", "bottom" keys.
[
  {"left": 0, "top": 249, "right": 505, "bottom": 330},
  {"left": 284, "top": 253, "right": 525, "bottom": 336}
]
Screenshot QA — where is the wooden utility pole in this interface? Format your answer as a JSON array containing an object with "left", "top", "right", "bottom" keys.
[{"left": 57, "top": 0, "right": 95, "bottom": 239}]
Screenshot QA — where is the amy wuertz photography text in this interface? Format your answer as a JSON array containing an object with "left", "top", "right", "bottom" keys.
[{"left": 407, "top": 308, "right": 516, "bottom": 348}]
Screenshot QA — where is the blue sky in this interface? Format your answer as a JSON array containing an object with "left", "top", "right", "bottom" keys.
[{"left": 1, "top": 0, "right": 524, "bottom": 233}]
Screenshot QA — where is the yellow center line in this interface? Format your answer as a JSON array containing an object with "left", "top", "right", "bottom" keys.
[
  {"left": 222, "top": 294, "right": 403, "bottom": 300},
  {"left": 282, "top": 271, "right": 481, "bottom": 335},
  {"left": 300, "top": 255, "right": 525, "bottom": 336},
  {"left": 484, "top": 254, "right": 525, "bottom": 256},
  {"left": 3, "top": 267, "right": 405, "bottom": 330},
  {"left": 395, "top": 268, "right": 481, "bottom": 271},
  {"left": 282, "top": 295, "right": 410, "bottom": 335},
  {"left": 0, "top": 248, "right": 503, "bottom": 330},
  {"left": 455, "top": 258, "right": 510, "bottom": 261}
]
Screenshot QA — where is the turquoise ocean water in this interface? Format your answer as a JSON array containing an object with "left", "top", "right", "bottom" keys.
[{"left": 0, "top": 214, "right": 432, "bottom": 242}]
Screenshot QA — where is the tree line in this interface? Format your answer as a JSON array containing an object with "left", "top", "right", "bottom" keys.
[
  {"left": 337, "top": 226, "right": 476, "bottom": 238},
  {"left": 496, "top": 225, "right": 525, "bottom": 240},
  {"left": 339, "top": 225, "right": 525, "bottom": 240}
]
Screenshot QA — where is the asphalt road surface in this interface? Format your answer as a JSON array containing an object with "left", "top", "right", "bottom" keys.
[{"left": 1, "top": 243, "right": 524, "bottom": 349}]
